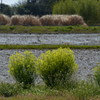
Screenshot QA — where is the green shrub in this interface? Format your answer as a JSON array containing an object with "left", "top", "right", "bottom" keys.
[
  {"left": 94, "top": 63, "right": 100, "bottom": 86},
  {"left": 0, "top": 82, "right": 23, "bottom": 97},
  {"left": 8, "top": 51, "right": 36, "bottom": 86},
  {"left": 36, "top": 48, "right": 78, "bottom": 88}
]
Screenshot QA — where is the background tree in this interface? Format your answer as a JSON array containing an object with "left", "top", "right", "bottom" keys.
[
  {"left": 14, "top": 0, "right": 59, "bottom": 16},
  {"left": 0, "top": 3, "right": 13, "bottom": 16}
]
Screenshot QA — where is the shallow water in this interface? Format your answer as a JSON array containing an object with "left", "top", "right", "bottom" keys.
[
  {"left": 0, "top": 49, "right": 100, "bottom": 83},
  {"left": 0, "top": 33, "right": 100, "bottom": 83},
  {"left": 0, "top": 33, "right": 100, "bottom": 45}
]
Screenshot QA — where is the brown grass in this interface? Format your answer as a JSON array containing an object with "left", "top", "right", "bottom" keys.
[
  {"left": 11, "top": 15, "right": 41, "bottom": 26},
  {"left": 69, "top": 15, "right": 87, "bottom": 26},
  {"left": 22, "top": 15, "right": 41, "bottom": 26},
  {"left": 40, "top": 15, "right": 87, "bottom": 26},
  {"left": 2, "top": 14, "right": 87, "bottom": 26},
  {"left": 0, "top": 14, "right": 11, "bottom": 25},
  {"left": 11, "top": 15, "right": 24, "bottom": 25},
  {"left": 39, "top": 15, "right": 54, "bottom": 26}
]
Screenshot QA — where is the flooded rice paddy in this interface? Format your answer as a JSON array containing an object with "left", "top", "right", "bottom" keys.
[
  {"left": 0, "top": 33, "right": 100, "bottom": 45},
  {"left": 0, "top": 33, "right": 100, "bottom": 83},
  {"left": 0, "top": 49, "right": 100, "bottom": 83}
]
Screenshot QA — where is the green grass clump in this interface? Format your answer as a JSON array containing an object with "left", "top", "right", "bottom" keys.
[
  {"left": 8, "top": 51, "right": 36, "bottom": 87},
  {"left": 36, "top": 48, "right": 78, "bottom": 88},
  {"left": 94, "top": 63, "right": 100, "bottom": 86},
  {"left": 0, "top": 83, "right": 23, "bottom": 97},
  {"left": 72, "top": 81, "right": 100, "bottom": 100}
]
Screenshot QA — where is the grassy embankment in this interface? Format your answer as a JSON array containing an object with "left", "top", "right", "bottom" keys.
[
  {"left": 0, "top": 25, "right": 100, "bottom": 34},
  {"left": 0, "top": 44, "right": 100, "bottom": 49}
]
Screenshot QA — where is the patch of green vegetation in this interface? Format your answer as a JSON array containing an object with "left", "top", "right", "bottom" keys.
[
  {"left": 36, "top": 48, "right": 78, "bottom": 88},
  {"left": 20, "top": 83, "right": 100, "bottom": 99},
  {"left": 0, "top": 26, "right": 100, "bottom": 33},
  {"left": 8, "top": 51, "right": 36, "bottom": 87},
  {"left": 0, "top": 83, "right": 23, "bottom": 97},
  {"left": 0, "top": 83, "right": 100, "bottom": 100},
  {"left": 0, "top": 48, "right": 100, "bottom": 99},
  {"left": 0, "top": 44, "right": 100, "bottom": 49},
  {"left": 53, "top": 0, "right": 100, "bottom": 23}
]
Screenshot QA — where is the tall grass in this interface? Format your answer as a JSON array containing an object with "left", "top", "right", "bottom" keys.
[
  {"left": 53, "top": 0, "right": 100, "bottom": 24},
  {"left": 11, "top": 15, "right": 41, "bottom": 26},
  {"left": 76, "top": 0, "right": 100, "bottom": 23},
  {"left": 0, "top": 14, "right": 87, "bottom": 26},
  {"left": 72, "top": 81, "right": 100, "bottom": 100},
  {"left": 0, "top": 83, "right": 23, "bottom": 97},
  {"left": 40, "top": 15, "right": 87, "bottom": 26},
  {"left": 22, "top": 15, "right": 41, "bottom": 26},
  {"left": 0, "top": 83, "right": 100, "bottom": 100},
  {"left": 94, "top": 64, "right": 100, "bottom": 86},
  {"left": 53, "top": 0, "right": 77, "bottom": 15},
  {"left": 11, "top": 15, "right": 24, "bottom": 25},
  {"left": 0, "top": 14, "right": 10, "bottom": 25}
]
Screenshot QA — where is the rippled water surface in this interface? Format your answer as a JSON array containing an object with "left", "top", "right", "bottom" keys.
[{"left": 0, "top": 33, "right": 100, "bottom": 45}]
